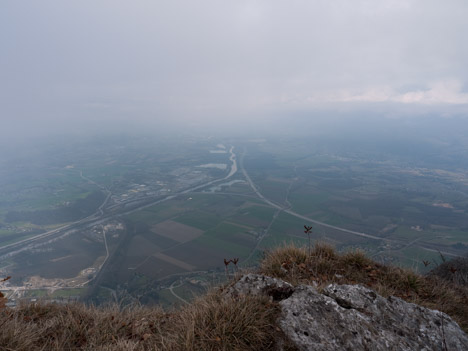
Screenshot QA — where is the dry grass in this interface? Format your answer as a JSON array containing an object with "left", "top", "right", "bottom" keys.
[
  {"left": 173, "top": 292, "right": 279, "bottom": 350},
  {"left": 2, "top": 243, "right": 467, "bottom": 349},
  {"left": 0, "top": 292, "right": 281, "bottom": 351},
  {"left": 260, "top": 242, "right": 468, "bottom": 333}
]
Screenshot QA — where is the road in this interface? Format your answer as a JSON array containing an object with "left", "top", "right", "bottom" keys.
[
  {"left": 0, "top": 146, "right": 240, "bottom": 282},
  {"left": 1, "top": 144, "right": 460, "bottom": 296},
  {"left": 244, "top": 207, "right": 281, "bottom": 264},
  {"left": 238, "top": 148, "right": 459, "bottom": 258},
  {"left": 239, "top": 149, "right": 392, "bottom": 242},
  {"left": 120, "top": 146, "right": 238, "bottom": 217},
  {"left": 168, "top": 280, "right": 189, "bottom": 305},
  {"left": 0, "top": 170, "right": 116, "bottom": 256}
]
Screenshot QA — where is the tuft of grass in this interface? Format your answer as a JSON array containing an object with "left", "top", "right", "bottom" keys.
[
  {"left": 175, "top": 292, "right": 279, "bottom": 351},
  {"left": 260, "top": 244, "right": 308, "bottom": 282},
  {"left": 311, "top": 241, "right": 337, "bottom": 260},
  {"left": 0, "top": 292, "right": 283, "bottom": 351},
  {"left": 260, "top": 242, "right": 468, "bottom": 333},
  {"left": 0, "top": 302, "right": 171, "bottom": 350},
  {"left": 342, "top": 249, "right": 373, "bottom": 269},
  {"left": 1, "top": 243, "right": 467, "bottom": 349}
]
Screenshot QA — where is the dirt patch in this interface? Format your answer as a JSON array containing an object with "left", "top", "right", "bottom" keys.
[{"left": 151, "top": 220, "right": 204, "bottom": 243}]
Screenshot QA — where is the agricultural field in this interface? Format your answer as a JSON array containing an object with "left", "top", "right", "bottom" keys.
[
  {"left": 0, "top": 135, "right": 233, "bottom": 243},
  {"left": 35, "top": 135, "right": 468, "bottom": 304},
  {"left": 0, "top": 135, "right": 242, "bottom": 306},
  {"left": 240, "top": 136, "right": 468, "bottom": 273},
  {"left": 2, "top": 131, "right": 468, "bottom": 307},
  {"left": 99, "top": 192, "right": 270, "bottom": 296}
]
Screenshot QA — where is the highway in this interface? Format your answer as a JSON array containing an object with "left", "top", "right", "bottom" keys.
[
  {"left": 1, "top": 143, "right": 461, "bottom": 295},
  {"left": 0, "top": 146, "right": 239, "bottom": 261},
  {"left": 238, "top": 148, "right": 460, "bottom": 258},
  {"left": 239, "top": 150, "right": 389, "bottom": 242}
]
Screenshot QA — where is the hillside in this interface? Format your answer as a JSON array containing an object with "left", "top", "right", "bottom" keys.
[{"left": 1, "top": 243, "right": 467, "bottom": 350}]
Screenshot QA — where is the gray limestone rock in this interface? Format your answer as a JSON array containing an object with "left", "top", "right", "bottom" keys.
[
  {"left": 227, "top": 274, "right": 468, "bottom": 351},
  {"left": 226, "top": 273, "right": 294, "bottom": 301},
  {"left": 280, "top": 283, "right": 468, "bottom": 351}
]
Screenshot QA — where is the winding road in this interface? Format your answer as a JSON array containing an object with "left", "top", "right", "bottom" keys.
[{"left": 168, "top": 280, "right": 189, "bottom": 305}]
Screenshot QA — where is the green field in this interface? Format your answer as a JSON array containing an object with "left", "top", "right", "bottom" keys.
[{"left": 2, "top": 134, "right": 468, "bottom": 306}]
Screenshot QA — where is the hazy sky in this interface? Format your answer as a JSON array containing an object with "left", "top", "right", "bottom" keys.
[{"left": 1, "top": 0, "right": 468, "bottom": 135}]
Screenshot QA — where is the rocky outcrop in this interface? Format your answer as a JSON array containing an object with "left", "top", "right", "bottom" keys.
[
  {"left": 225, "top": 273, "right": 294, "bottom": 300},
  {"left": 228, "top": 274, "right": 468, "bottom": 351}
]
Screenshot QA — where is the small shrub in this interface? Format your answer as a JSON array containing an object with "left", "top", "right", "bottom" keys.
[
  {"left": 404, "top": 272, "right": 421, "bottom": 292},
  {"left": 429, "top": 256, "right": 468, "bottom": 286}
]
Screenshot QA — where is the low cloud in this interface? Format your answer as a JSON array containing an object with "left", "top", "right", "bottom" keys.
[
  {"left": 1, "top": 0, "right": 468, "bottom": 134},
  {"left": 311, "top": 80, "right": 468, "bottom": 106}
]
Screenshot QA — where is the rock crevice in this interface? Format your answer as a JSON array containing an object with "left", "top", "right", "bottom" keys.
[{"left": 228, "top": 274, "right": 468, "bottom": 351}]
